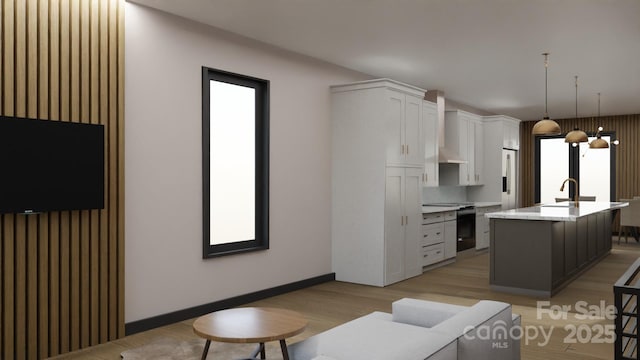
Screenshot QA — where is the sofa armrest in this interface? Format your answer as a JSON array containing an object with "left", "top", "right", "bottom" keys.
[
  {"left": 433, "top": 300, "right": 516, "bottom": 360},
  {"left": 392, "top": 298, "right": 468, "bottom": 328}
]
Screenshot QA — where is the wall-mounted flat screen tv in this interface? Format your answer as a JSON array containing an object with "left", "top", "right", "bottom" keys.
[{"left": 0, "top": 116, "right": 105, "bottom": 214}]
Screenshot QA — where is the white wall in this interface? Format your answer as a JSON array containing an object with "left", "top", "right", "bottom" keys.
[{"left": 124, "top": 3, "right": 368, "bottom": 322}]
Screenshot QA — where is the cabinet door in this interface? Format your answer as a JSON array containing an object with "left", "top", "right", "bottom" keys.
[
  {"left": 385, "top": 90, "right": 405, "bottom": 165},
  {"left": 444, "top": 220, "right": 457, "bottom": 259},
  {"left": 385, "top": 168, "right": 405, "bottom": 285},
  {"left": 404, "top": 95, "right": 423, "bottom": 165},
  {"left": 404, "top": 167, "right": 423, "bottom": 279},
  {"left": 458, "top": 116, "right": 470, "bottom": 185},
  {"left": 475, "top": 214, "right": 490, "bottom": 249},
  {"left": 474, "top": 120, "right": 484, "bottom": 185},
  {"left": 423, "top": 101, "right": 438, "bottom": 187}
]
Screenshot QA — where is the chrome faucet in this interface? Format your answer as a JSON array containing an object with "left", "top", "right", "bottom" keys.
[{"left": 560, "top": 178, "right": 579, "bottom": 207}]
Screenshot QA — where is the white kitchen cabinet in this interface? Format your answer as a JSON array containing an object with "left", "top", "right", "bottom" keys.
[
  {"left": 475, "top": 205, "right": 502, "bottom": 250},
  {"left": 443, "top": 110, "right": 483, "bottom": 185},
  {"left": 423, "top": 100, "right": 439, "bottom": 187},
  {"left": 421, "top": 210, "right": 456, "bottom": 266},
  {"left": 472, "top": 119, "right": 484, "bottom": 185},
  {"left": 331, "top": 79, "right": 426, "bottom": 287},
  {"left": 385, "top": 167, "right": 423, "bottom": 284},
  {"left": 503, "top": 120, "right": 520, "bottom": 150},
  {"left": 444, "top": 219, "right": 457, "bottom": 259},
  {"left": 385, "top": 89, "right": 424, "bottom": 167}
]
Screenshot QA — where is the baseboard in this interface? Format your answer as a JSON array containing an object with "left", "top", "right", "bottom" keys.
[{"left": 124, "top": 273, "right": 335, "bottom": 336}]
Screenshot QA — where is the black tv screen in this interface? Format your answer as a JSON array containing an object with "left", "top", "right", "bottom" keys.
[{"left": 0, "top": 116, "right": 105, "bottom": 214}]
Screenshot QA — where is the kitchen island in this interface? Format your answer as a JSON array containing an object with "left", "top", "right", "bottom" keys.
[{"left": 486, "top": 201, "right": 628, "bottom": 297}]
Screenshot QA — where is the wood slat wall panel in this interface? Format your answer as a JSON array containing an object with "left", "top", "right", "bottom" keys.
[
  {"left": 0, "top": 0, "right": 124, "bottom": 357},
  {"left": 521, "top": 115, "right": 640, "bottom": 227}
]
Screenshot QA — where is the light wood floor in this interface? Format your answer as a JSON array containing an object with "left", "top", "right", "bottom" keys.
[{"left": 49, "top": 240, "right": 640, "bottom": 360}]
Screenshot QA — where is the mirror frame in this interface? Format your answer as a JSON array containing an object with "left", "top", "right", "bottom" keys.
[{"left": 202, "top": 66, "right": 269, "bottom": 258}]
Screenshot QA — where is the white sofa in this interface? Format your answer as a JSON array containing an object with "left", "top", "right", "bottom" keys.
[{"left": 288, "top": 298, "right": 521, "bottom": 360}]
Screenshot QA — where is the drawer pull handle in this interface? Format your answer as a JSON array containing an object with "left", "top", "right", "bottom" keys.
[
  {"left": 424, "top": 254, "right": 428, "bottom": 258},
  {"left": 436, "top": 232, "right": 441, "bottom": 235},
  {"left": 436, "top": 251, "right": 442, "bottom": 254}
]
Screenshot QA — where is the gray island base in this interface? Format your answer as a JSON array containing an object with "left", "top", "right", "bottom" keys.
[{"left": 487, "top": 202, "right": 627, "bottom": 297}]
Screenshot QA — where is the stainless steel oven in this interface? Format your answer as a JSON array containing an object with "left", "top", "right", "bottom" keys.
[{"left": 456, "top": 206, "right": 476, "bottom": 252}]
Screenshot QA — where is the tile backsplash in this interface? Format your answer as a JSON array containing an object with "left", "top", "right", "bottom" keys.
[{"left": 423, "top": 186, "right": 468, "bottom": 204}]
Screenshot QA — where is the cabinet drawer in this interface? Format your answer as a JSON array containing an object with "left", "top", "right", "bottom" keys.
[
  {"left": 422, "top": 223, "right": 444, "bottom": 246},
  {"left": 422, "top": 212, "right": 445, "bottom": 224},
  {"left": 422, "top": 243, "right": 445, "bottom": 267},
  {"left": 443, "top": 211, "right": 456, "bottom": 221}
]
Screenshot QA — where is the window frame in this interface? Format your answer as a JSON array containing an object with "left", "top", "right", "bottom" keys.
[{"left": 201, "top": 66, "right": 270, "bottom": 258}]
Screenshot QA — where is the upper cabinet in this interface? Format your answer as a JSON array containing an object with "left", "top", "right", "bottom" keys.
[
  {"left": 503, "top": 119, "right": 520, "bottom": 150},
  {"left": 385, "top": 89, "right": 424, "bottom": 167},
  {"left": 423, "top": 100, "right": 439, "bottom": 187},
  {"left": 442, "top": 110, "right": 483, "bottom": 186}
]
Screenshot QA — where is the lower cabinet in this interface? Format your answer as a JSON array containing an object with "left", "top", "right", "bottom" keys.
[
  {"left": 421, "top": 210, "right": 456, "bottom": 268},
  {"left": 476, "top": 205, "right": 502, "bottom": 250},
  {"left": 385, "top": 167, "right": 423, "bottom": 285},
  {"left": 444, "top": 220, "right": 457, "bottom": 259}
]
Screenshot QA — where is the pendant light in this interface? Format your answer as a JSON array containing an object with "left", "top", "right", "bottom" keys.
[
  {"left": 532, "top": 53, "right": 561, "bottom": 135},
  {"left": 565, "top": 75, "right": 588, "bottom": 146},
  {"left": 589, "top": 93, "right": 619, "bottom": 148}
]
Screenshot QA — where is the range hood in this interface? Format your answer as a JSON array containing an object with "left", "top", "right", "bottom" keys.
[{"left": 424, "top": 90, "right": 467, "bottom": 164}]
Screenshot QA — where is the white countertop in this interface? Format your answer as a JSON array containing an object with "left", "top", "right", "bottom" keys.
[
  {"left": 421, "top": 202, "right": 502, "bottom": 214},
  {"left": 474, "top": 202, "right": 502, "bottom": 208},
  {"left": 485, "top": 201, "right": 628, "bottom": 221},
  {"left": 422, "top": 206, "right": 459, "bottom": 214}
]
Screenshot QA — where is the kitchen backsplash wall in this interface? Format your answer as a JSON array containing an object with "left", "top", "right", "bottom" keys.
[{"left": 423, "top": 185, "right": 468, "bottom": 204}]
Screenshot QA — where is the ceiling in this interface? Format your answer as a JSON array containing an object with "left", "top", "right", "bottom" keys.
[{"left": 130, "top": 0, "right": 640, "bottom": 121}]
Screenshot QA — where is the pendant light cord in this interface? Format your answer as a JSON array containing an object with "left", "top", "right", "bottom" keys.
[
  {"left": 575, "top": 75, "right": 578, "bottom": 118},
  {"left": 543, "top": 53, "right": 549, "bottom": 117}
]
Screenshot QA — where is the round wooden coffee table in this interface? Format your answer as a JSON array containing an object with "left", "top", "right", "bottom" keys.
[{"left": 193, "top": 307, "right": 308, "bottom": 360}]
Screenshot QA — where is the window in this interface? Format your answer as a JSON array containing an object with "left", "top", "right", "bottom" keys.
[
  {"left": 535, "top": 133, "right": 616, "bottom": 203},
  {"left": 202, "top": 67, "right": 269, "bottom": 258}
]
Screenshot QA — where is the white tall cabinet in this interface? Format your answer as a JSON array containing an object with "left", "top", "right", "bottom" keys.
[{"left": 331, "top": 79, "right": 426, "bottom": 286}]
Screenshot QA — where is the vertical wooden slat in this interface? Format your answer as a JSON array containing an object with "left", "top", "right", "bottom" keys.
[
  {"left": 89, "top": 0, "right": 101, "bottom": 346},
  {"left": 79, "top": 0, "right": 92, "bottom": 349},
  {"left": 108, "top": 0, "right": 118, "bottom": 340},
  {"left": 0, "top": 0, "right": 4, "bottom": 350},
  {"left": 2, "top": 216, "right": 14, "bottom": 360},
  {"left": 69, "top": 0, "right": 81, "bottom": 351},
  {"left": 59, "top": 0, "right": 71, "bottom": 352},
  {"left": 49, "top": 0, "right": 61, "bottom": 354},
  {"left": 38, "top": 0, "right": 51, "bottom": 357},
  {"left": 26, "top": 0, "right": 39, "bottom": 358},
  {"left": 117, "top": 0, "right": 125, "bottom": 338},
  {"left": 15, "top": 0, "right": 28, "bottom": 358},
  {"left": 99, "top": 0, "right": 109, "bottom": 343},
  {"left": 49, "top": 211, "right": 60, "bottom": 357}
]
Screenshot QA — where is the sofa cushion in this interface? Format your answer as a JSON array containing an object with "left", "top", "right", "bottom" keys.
[
  {"left": 392, "top": 298, "right": 468, "bottom": 328},
  {"left": 288, "top": 311, "right": 457, "bottom": 360}
]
